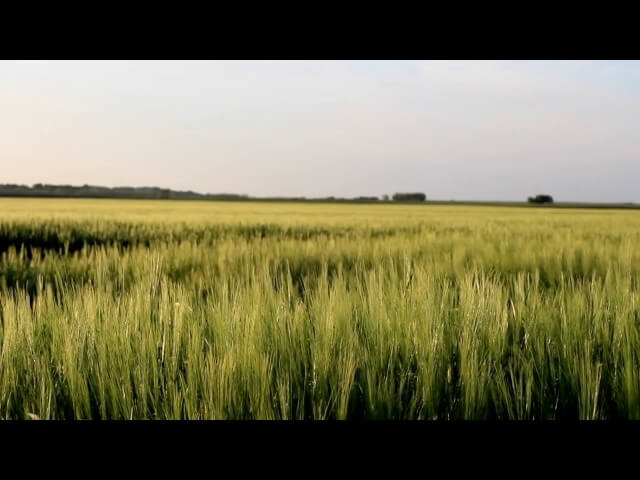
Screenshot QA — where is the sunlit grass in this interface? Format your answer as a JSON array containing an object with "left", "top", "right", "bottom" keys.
[{"left": 0, "top": 198, "right": 639, "bottom": 419}]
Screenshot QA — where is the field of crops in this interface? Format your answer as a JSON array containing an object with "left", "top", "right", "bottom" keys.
[{"left": 1, "top": 198, "right": 639, "bottom": 419}]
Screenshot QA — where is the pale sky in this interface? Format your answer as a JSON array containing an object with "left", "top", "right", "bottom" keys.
[{"left": 1, "top": 60, "right": 639, "bottom": 202}]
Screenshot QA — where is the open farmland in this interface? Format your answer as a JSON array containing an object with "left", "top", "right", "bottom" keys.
[{"left": 1, "top": 198, "right": 639, "bottom": 419}]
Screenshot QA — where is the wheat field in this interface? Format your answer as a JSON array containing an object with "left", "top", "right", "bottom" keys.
[{"left": 0, "top": 198, "right": 639, "bottom": 419}]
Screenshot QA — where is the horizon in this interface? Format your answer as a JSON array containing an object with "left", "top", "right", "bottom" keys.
[
  {"left": 1, "top": 182, "right": 637, "bottom": 205},
  {"left": 2, "top": 60, "right": 639, "bottom": 203}
]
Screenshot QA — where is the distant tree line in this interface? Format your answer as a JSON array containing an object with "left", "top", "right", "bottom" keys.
[
  {"left": 392, "top": 192, "right": 427, "bottom": 202},
  {"left": 0, "top": 184, "right": 250, "bottom": 201},
  {"left": 528, "top": 194, "right": 554, "bottom": 204},
  {"left": 3, "top": 185, "right": 636, "bottom": 209},
  {"left": 0, "top": 184, "right": 434, "bottom": 203}
]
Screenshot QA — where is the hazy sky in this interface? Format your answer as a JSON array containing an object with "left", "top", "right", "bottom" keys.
[{"left": 1, "top": 60, "right": 639, "bottom": 202}]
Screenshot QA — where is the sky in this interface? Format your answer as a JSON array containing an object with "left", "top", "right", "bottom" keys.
[{"left": 1, "top": 60, "right": 639, "bottom": 202}]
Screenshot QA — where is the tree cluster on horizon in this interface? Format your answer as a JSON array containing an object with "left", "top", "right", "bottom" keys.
[{"left": 0, "top": 184, "right": 433, "bottom": 203}]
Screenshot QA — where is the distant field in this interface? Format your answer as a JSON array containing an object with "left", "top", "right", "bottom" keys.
[{"left": 1, "top": 198, "right": 639, "bottom": 419}]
